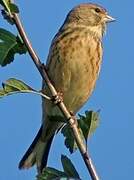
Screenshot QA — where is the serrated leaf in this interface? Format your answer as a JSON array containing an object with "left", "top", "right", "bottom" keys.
[
  {"left": 78, "top": 110, "right": 100, "bottom": 145},
  {"left": 37, "top": 167, "right": 67, "bottom": 180},
  {"left": 61, "top": 124, "right": 78, "bottom": 154},
  {"left": 61, "top": 111, "right": 100, "bottom": 153},
  {"left": 0, "top": 28, "right": 27, "bottom": 66},
  {"left": 61, "top": 155, "right": 80, "bottom": 179}
]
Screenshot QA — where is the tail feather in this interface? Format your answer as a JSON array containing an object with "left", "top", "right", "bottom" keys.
[
  {"left": 18, "top": 125, "right": 54, "bottom": 173},
  {"left": 40, "top": 135, "right": 53, "bottom": 172}
]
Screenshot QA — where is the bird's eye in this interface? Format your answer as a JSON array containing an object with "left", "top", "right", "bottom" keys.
[{"left": 95, "top": 8, "right": 101, "bottom": 13}]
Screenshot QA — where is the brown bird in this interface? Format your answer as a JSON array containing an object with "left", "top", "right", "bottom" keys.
[{"left": 19, "top": 3, "right": 114, "bottom": 173}]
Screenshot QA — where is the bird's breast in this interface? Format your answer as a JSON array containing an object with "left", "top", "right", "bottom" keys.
[{"left": 47, "top": 31, "right": 102, "bottom": 113}]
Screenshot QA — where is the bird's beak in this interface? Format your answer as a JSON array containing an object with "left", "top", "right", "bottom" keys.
[{"left": 104, "top": 15, "right": 116, "bottom": 23}]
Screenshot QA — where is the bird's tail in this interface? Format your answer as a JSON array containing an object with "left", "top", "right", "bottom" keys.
[{"left": 18, "top": 126, "right": 54, "bottom": 173}]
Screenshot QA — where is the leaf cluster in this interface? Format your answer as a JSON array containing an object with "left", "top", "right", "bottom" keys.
[
  {"left": 0, "top": 0, "right": 27, "bottom": 66},
  {"left": 37, "top": 155, "right": 81, "bottom": 180}
]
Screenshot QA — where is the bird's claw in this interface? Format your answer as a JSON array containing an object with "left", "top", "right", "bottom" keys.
[
  {"left": 68, "top": 111, "right": 78, "bottom": 127},
  {"left": 52, "top": 92, "right": 63, "bottom": 105}
]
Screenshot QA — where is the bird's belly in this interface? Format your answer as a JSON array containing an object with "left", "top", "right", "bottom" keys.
[{"left": 60, "top": 57, "right": 98, "bottom": 113}]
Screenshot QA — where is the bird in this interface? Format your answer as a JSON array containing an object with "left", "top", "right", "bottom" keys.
[{"left": 18, "top": 3, "right": 115, "bottom": 173}]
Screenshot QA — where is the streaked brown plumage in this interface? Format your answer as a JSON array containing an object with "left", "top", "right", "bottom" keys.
[{"left": 19, "top": 3, "right": 114, "bottom": 173}]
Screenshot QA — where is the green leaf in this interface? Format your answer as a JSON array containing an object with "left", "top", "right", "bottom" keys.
[
  {"left": 4, "top": 78, "right": 33, "bottom": 91},
  {"left": 0, "top": 0, "right": 19, "bottom": 14},
  {"left": 61, "top": 111, "right": 100, "bottom": 153},
  {"left": 9, "top": 3, "right": 19, "bottom": 13},
  {"left": 1, "top": 10, "right": 14, "bottom": 25},
  {"left": 61, "top": 124, "right": 78, "bottom": 153},
  {"left": 0, "top": 28, "right": 27, "bottom": 66},
  {"left": 0, "top": 78, "right": 34, "bottom": 98},
  {"left": 0, "top": 0, "right": 19, "bottom": 24},
  {"left": 0, "top": 78, "right": 50, "bottom": 100},
  {"left": 37, "top": 156, "right": 81, "bottom": 180},
  {"left": 0, "top": 0, "right": 11, "bottom": 14},
  {"left": 37, "top": 167, "right": 67, "bottom": 180},
  {"left": 0, "top": 89, "right": 5, "bottom": 96},
  {"left": 78, "top": 110, "right": 100, "bottom": 145},
  {"left": 61, "top": 155, "right": 80, "bottom": 179}
]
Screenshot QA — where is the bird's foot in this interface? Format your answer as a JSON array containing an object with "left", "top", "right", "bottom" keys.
[
  {"left": 70, "top": 111, "right": 75, "bottom": 116},
  {"left": 52, "top": 92, "right": 63, "bottom": 105},
  {"left": 68, "top": 111, "right": 78, "bottom": 127}
]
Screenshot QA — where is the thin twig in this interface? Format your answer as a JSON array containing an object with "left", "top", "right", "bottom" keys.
[{"left": 11, "top": 7, "right": 99, "bottom": 180}]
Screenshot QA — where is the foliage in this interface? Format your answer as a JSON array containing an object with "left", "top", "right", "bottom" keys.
[
  {"left": 0, "top": 78, "right": 49, "bottom": 99},
  {"left": 78, "top": 110, "right": 100, "bottom": 145},
  {"left": 37, "top": 155, "right": 81, "bottom": 180},
  {"left": 0, "top": 1, "right": 100, "bottom": 179},
  {"left": 62, "top": 111, "right": 100, "bottom": 153},
  {"left": 0, "top": 0, "right": 19, "bottom": 14},
  {"left": 0, "top": 28, "right": 27, "bottom": 66}
]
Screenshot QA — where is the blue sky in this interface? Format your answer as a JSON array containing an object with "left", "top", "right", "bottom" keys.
[{"left": 0, "top": 0, "right": 134, "bottom": 180}]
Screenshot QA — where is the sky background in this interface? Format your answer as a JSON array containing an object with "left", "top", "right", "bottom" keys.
[{"left": 0, "top": 0, "right": 133, "bottom": 180}]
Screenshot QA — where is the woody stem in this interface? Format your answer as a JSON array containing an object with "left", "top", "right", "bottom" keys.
[{"left": 11, "top": 8, "right": 99, "bottom": 180}]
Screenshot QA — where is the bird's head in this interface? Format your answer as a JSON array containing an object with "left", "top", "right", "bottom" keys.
[
  {"left": 67, "top": 3, "right": 115, "bottom": 26},
  {"left": 62, "top": 3, "right": 115, "bottom": 38}
]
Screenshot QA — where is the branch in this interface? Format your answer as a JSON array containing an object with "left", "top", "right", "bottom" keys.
[{"left": 10, "top": 3, "right": 99, "bottom": 180}]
